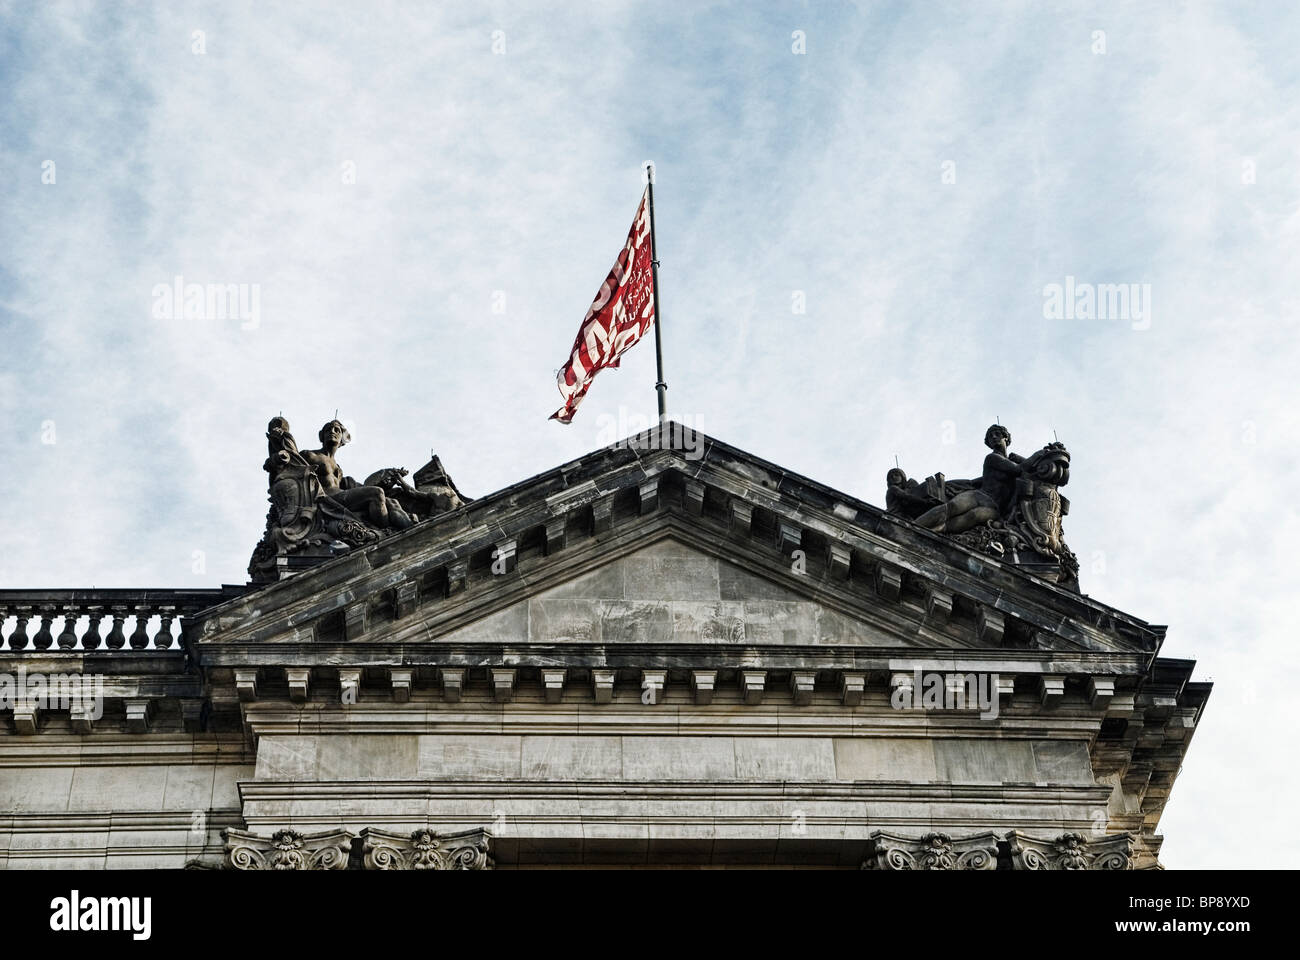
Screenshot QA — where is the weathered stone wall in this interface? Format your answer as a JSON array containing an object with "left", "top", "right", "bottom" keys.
[{"left": 0, "top": 736, "right": 252, "bottom": 868}]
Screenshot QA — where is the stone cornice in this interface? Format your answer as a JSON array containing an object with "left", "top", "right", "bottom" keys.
[
  {"left": 236, "top": 777, "right": 1114, "bottom": 807},
  {"left": 189, "top": 434, "right": 1166, "bottom": 657}
]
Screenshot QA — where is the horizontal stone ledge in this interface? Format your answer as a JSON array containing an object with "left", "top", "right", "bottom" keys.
[
  {"left": 194, "top": 638, "right": 1149, "bottom": 663},
  {"left": 237, "top": 778, "right": 1115, "bottom": 803}
]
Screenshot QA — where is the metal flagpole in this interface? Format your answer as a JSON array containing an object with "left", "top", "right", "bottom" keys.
[{"left": 644, "top": 162, "right": 667, "bottom": 422}]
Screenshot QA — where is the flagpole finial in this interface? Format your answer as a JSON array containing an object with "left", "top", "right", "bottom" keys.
[{"left": 642, "top": 160, "right": 656, "bottom": 185}]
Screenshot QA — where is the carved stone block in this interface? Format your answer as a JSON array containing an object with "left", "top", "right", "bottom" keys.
[
  {"left": 394, "top": 581, "right": 419, "bottom": 619},
  {"left": 286, "top": 667, "right": 311, "bottom": 703},
  {"left": 360, "top": 827, "right": 492, "bottom": 870},
  {"left": 977, "top": 607, "right": 1005, "bottom": 645},
  {"left": 639, "top": 478, "right": 660, "bottom": 514},
  {"left": 491, "top": 668, "right": 516, "bottom": 703},
  {"left": 925, "top": 587, "right": 953, "bottom": 623},
  {"left": 344, "top": 602, "right": 368, "bottom": 641},
  {"left": 1088, "top": 676, "right": 1115, "bottom": 710},
  {"left": 440, "top": 668, "right": 464, "bottom": 703},
  {"left": 875, "top": 565, "right": 902, "bottom": 601},
  {"left": 124, "top": 698, "right": 152, "bottom": 733},
  {"left": 592, "top": 668, "right": 616, "bottom": 704},
  {"left": 682, "top": 479, "right": 705, "bottom": 516},
  {"left": 492, "top": 540, "right": 517, "bottom": 576},
  {"left": 591, "top": 496, "right": 613, "bottom": 534},
  {"left": 541, "top": 668, "right": 566, "bottom": 703},
  {"left": 1006, "top": 831, "right": 1133, "bottom": 870},
  {"left": 224, "top": 828, "right": 352, "bottom": 870},
  {"left": 777, "top": 520, "right": 802, "bottom": 557},
  {"left": 338, "top": 668, "right": 362, "bottom": 704},
  {"left": 790, "top": 671, "right": 816, "bottom": 705},
  {"left": 234, "top": 669, "right": 258, "bottom": 702},
  {"left": 840, "top": 672, "right": 866, "bottom": 706},
  {"left": 641, "top": 669, "right": 667, "bottom": 705},
  {"left": 729, "top": 499, "right": 753, "bottom": 535},
  {"left": 544, "top": 515, "right": 567, "bottom": 555},
  {"left": 447, "top": 558, "right": 468, "bottom": 596},
  {"left": 390, "top": 668, "right": 413, "bottom": 702},
  {"left": 1039, "top": 675, "right": 1065, "bottom": 708},
  {"left": 862, "top": 831, "right": 1000, "bottom": 870},
  {"left": 13, "top": 700, "right": 38, "bottom": 735},
  {"left": 827, "top": 542, "right": 852, "bottom": 580},
  {"left": 691, "top": 670, "right": 716, "bottom": 705}
]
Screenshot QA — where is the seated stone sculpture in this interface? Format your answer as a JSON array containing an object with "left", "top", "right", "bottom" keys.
[
  {"left": 248, "top": 415, "right": 469, "bottom": 581},
  {"left": 302, "top": 420, "right": 413, "bottom": 531},
  {"left": 885, "top": 423, "right": 1078, "bottom": 589},
  {"left": 914, "top": 425, "right": 1024, "bottom": 534}
]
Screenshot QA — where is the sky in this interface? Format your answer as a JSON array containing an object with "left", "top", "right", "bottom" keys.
[{"left": 1, "top": 0, "right": 1298, "bottom": 868}]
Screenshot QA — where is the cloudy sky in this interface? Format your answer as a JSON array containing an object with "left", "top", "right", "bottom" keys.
[{"left": 2, "top": 1, "right": 1297, "bottom": 867}]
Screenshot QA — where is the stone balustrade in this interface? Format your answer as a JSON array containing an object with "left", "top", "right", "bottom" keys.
[{"left": 0, "top": 589, "right": 240, "bottom": 653}]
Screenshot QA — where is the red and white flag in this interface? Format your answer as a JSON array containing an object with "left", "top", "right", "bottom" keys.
[{"left": 550, "top": 189, "right": 656, "bottom": 423}]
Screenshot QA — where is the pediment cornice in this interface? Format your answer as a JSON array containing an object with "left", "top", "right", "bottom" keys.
[{"left": 193, "top": 429, "right": 1163, "bottom": 663}]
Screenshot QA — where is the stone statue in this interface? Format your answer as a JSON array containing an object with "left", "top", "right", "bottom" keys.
[
  {"left": 302, "top": 420, "right": 413, "bottom": 531},
  {"left": 885, "top": 424, "right": 1079, "bottom": 589},
  {"left": 914, "top": 425, "right": 1024, "bottom": 534},
  {"left": 248, "top": 415, "right": 470, "bottom": 582}
]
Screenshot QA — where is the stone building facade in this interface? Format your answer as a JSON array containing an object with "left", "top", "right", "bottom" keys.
[{"left": 0, "top": 430, "right": 1210, "bottom": 868}]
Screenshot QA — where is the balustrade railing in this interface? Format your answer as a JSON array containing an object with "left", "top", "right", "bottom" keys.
[{"left": 0, "top": 588, "right": 243, "bottom": 653}]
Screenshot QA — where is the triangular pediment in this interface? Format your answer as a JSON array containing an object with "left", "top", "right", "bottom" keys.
[
  {"left": 428, "top": 534, "right": 936, "bottom": 651},
  {"left": 194, "top": 430, "right": 1162, "bottom": 663}
]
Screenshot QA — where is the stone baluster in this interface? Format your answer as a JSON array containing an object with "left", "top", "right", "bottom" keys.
[
  {"left": 9, "top": 607, "right": 33, "bottom": 651},
  {"left": 0, "top": 606, "right": 10, "bottom": 650},
  {"left": 128, "top": 606, "right": 152, "bottom": 650},
  {"left": 156, "top": 609, "right": 179, "bottom": 650},
  {"left": 31, "top": 605, "right": 57, "bottom": 650},
  {"left": 103, "top": 606, "right": 129, "bottom": 651},
  {"left": 82, "top": 605, "right": 106, "bottom": 650},
  {"left": 57, "top": 607, "right": 81, "bottom": 649}
]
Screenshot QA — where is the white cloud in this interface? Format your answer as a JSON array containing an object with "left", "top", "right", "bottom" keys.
[{"left": 1, "top": 0, "right": 1296, "bottom": 866}]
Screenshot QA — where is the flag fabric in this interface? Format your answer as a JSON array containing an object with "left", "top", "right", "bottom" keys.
[{"left": 550, "top": 188, "right": 656, "bottom": 423}]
